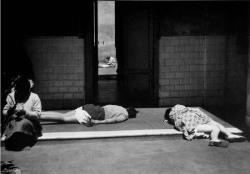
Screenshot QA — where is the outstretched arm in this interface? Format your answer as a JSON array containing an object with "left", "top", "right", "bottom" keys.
[{"left": 91, "top": 114, "right": 128, "bottom": 124}]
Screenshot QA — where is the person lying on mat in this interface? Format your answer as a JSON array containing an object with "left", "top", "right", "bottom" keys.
[
  {"left": 164, "top": 104, "right": 246, "bottom": 148},
  {"left": 40, "top": 104, "right": 138, "bottom": 126}
]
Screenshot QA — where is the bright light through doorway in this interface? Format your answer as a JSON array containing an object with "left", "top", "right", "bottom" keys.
[{"left": 98, "top": 1, "right": 117, "bottom": 76}]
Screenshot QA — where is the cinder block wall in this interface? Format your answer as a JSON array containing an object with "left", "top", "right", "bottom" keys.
[
  {"left": 159, "top": 36, "right": 247, "bottom": 107},
  {"left": 225, "top": 37, "right": 248, "bottom": 106},
  {"left": 246, "top": 36, "right": 250, "bottom": 127},
  {"left": 159, "top": 36, "right": 205, "bottom": 106},
  {"left": 24, "top": 36, "right": 85, "bottom": 110}
]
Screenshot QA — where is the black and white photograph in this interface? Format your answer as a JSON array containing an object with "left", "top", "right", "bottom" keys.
[{"left": 1, "top": 0, "right": 250, "bottom": 173}]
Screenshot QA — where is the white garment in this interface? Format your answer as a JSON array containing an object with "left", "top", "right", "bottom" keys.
[
  {"left": 75, "top": 107, "right": 91, "bottom": 124},
  {"left": 107, "top": 57, "right": 116, "bottom": 64}
]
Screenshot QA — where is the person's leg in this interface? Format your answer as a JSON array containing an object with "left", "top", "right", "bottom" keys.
[
  {"left": 196, "top": 124, "right": 221, "bottom": 142},
  {"left": 40, "top": 110, "right": 78, "bottom": 123},
  {"left": 196, "top": 124, "right": 229, "bottom": 147},
  {"left": 61, "top": 110, "right": 79, "bottom": 123},
  {"left": 207, "top": 120, "right": 244, "bottom": 139},
  {"left": 40, "top": 111, "right": 63, "bottom": 122}
]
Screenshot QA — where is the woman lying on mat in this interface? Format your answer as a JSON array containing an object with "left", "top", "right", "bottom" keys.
[
  {"left": 40, "top": 104, "right": 138, "bottom": 127},
  {"left": 164, "top": 104, "right": 246, "bottom": 148}
]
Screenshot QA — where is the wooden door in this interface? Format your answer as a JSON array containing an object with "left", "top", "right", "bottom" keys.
[
  {"left": 84, "top": 1, "right": 96, "bottom": 104},
  {"left": 116, "top": 2, "right": 158, "bottom": 107}
]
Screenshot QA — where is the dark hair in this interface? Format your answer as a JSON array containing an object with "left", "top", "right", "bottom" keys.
[
  {"left": 164, "top": 108, "right": 173, "bottom": 125},
  {"left": 126, "top": 106, "right": 138, "bottom": 118},
  {"left": 15, "top": 77, "right": 31, "bottom": 93}
]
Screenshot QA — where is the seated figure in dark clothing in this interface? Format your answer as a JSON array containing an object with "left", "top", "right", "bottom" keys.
[{"left": 2, "top": 77, "right": 42, "bottom": 151}]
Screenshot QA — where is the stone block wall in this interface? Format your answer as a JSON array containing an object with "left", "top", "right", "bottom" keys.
[
  {"left": 159, "top": 36, "right": 247, "bottom": 107},
  {"left": 204, "top": 36, "right": 226, "bottom": 106},
  {"left": 225, "top": 37, "right": 248, "bottom": 106},
  {"left": 246, "top": 36, "right": 250, "bottom": 127},
  {"left": 24, "top": 36, "right": 85, "bottom": 109},
  {"left": 159, "top": 36, "right": 205, "bottom": 106}
]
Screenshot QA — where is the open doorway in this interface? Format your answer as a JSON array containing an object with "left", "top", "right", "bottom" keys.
[
  {"left": 98, "top": 1, "right": 117, "bottom": 75},
  {"left": 94, "top": 1, "right": 158, "bottom": 107},
  {"left": 96, "top": 1, "right": 119, "bottom": 105}
]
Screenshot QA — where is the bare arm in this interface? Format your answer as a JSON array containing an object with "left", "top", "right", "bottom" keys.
[
  {"left": 174, "top": 120, "right": 193, "bottom": 140},
  {"left": 181, "top": 125, "right": 193, "bottom": 141},
  {"left": 92, "top": 114, "right": 128, "bottom": 124},
  {"left": 16, "top": 94, "right": 42, "bottom": 119}
]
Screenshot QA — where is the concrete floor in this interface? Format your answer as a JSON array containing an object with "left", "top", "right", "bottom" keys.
[
  {"left": 1, "top": 137, "right": 250, "bottom": 174},
  {"left": 98, "top": 66, "right": 117, "bottom": 76},
  {"left": 1, "top": 108, "right": 250, "bottom": 174}
]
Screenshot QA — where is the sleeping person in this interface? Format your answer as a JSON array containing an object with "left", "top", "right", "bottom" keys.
[
  {"left": 40, "top": 104, "right": 137, "bottom": 126},
  {"left": 164, "top": 104, "right": 246, "bottom": 147}
]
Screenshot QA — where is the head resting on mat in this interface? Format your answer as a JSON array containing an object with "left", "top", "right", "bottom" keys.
[
  {"left": 164, "top": 108, "right": 174, "bottom": 125},
  {"left": 126, "top": 106, "right": 138, "bottom": 118}
]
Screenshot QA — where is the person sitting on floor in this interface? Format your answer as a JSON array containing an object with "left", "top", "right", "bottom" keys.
[
  {"left": 2, "top": 77, "right": 42, "bottom": 151},
  {"left": 164, "top": 104, "right": 246, "bottom": 148},
  {"left": 106, "top": 56, "right": 116, "bottom": 67},
  {"left": 98, "top": 56, "right": 117, "bottom": 68},
  {"left": 40, "top": 104, "right": 138, "bottom": 126}
]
